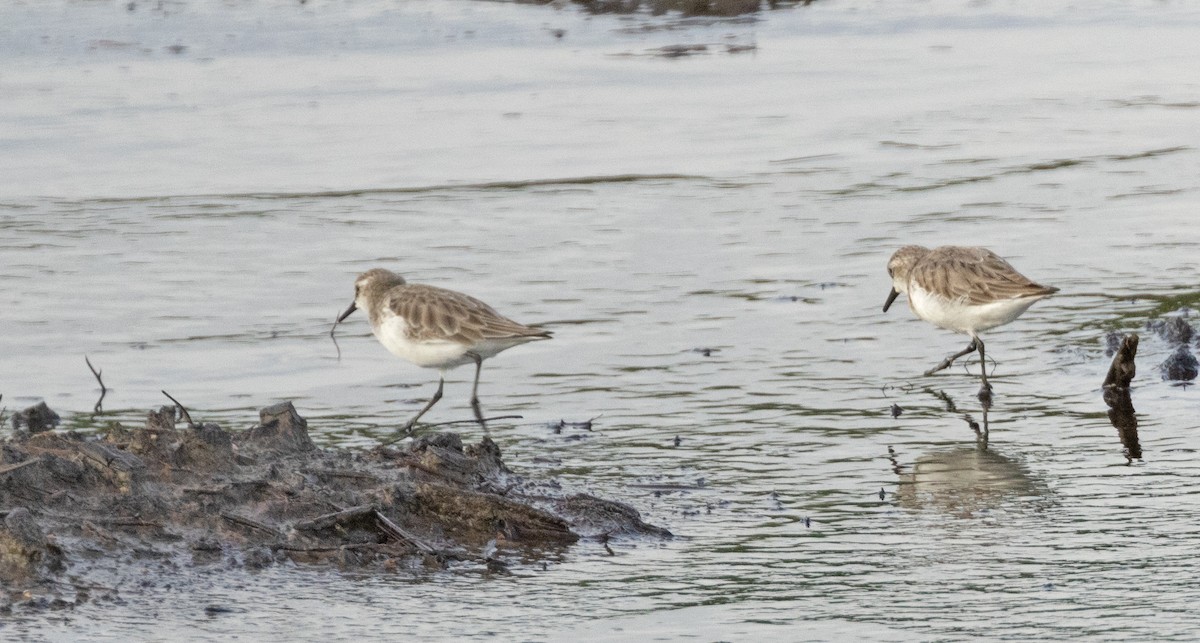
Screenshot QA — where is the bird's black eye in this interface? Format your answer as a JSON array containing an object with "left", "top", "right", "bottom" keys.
[{"left": 887, "top": 268, "right": 894, "bottom": 278}]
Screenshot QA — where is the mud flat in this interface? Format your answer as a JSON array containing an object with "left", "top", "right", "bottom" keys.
[{"left": 0, "top": 402, "right": 669, "bottom": 609}]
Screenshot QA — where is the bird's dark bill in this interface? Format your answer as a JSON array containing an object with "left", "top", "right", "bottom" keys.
[
  {"left": 336, "top": 302, "right": 358, "bottom": 323},
  {"left": 883, "top": 288, "right": 900, "bottom": 312}
]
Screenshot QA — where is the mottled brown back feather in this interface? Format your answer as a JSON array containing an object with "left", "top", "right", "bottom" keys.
[
  {"left": 387, "top": 284, "right": 551, "bottom": 345},
  {"left": 911, "top": 246, "right": 1058, "bottom": 305}
]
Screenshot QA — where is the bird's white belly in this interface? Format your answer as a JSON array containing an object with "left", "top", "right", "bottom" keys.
[
  {"left": 372, "top": 316, "right": 531, "bottom": 370},
  {"left": 908, "top": 285, "right": 1038, "bottom": 335},
  {"left": 374, "top": 317, "right": 473, "bottom": 370}
]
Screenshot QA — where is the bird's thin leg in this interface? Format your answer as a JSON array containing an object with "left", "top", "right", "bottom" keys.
[
  {"left": 980, "top": 403, "right": 990, "bottom": 450},
  {"left": 977, "top": 337, "right": 993, "bottom": 402},
  {"left": 924, "top": 339, "right": 978, "bottom": 376},
  {"left": 403, "top": 376, "right": 445, "bottom": 431},
  {"left": 468, "top": 353, "right": 488, "bottom": 431}
]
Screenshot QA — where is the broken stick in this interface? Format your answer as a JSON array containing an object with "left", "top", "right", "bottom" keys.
[
  {"left": 85, "top": 356, "right": 107, "bottom": 413},
  {"left": 161, "top": 390, "right": 196, "bottom": 427},
  {"left": 1103, "top": 333, "right": 1138, "bottom": 389}
]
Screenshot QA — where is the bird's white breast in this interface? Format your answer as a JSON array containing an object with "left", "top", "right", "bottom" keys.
[
  {"left": 908, "top": 284, "right": 1041, "bottom": 335},
  {"left": 372, "top": 312, "right": 474, "bottom": 370}
]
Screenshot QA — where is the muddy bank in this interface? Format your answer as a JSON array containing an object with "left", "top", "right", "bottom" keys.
[{"left": 0, "top": 401, "right": 669, "bottom": 607}]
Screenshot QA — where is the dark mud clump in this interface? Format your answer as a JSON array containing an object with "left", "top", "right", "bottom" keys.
[
  {"left": 10, "top": 402, "right": 60, "bottom": 434},
  {"left": 1146, "top": 315, "right": 1195, "bottom": 346},
  {"left": 1145, "top": 313, "right": 1199, "bottom": 382},
  {"left": 1160, "top": 345, "right": 1199, "bottom": 382},
  {"left": 0, "top": 401, "right": 670, "bottom": 602}
]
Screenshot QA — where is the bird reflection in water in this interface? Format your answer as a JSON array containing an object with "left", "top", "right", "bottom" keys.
[
  {"left": 892, "top": 445, "right": 1039, "bottom": 519},
  {"left": 888, "top": 388, "right": 1041, "bottom": 518}
]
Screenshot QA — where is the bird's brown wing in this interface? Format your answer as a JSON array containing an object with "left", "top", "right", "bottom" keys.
[
  {"left": 912, "top": 246, "right": 1058, "bottom": 305},
  {"left": 387, "top": 284, "right": 550, "bottom": 345}
]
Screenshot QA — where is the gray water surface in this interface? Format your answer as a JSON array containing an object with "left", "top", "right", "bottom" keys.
[{"left": 3, "top": 1, "right": 1200, "bottom": 640}]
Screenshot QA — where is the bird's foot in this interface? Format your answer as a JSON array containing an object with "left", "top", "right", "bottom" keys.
[
  {"left": 977, "top": 382, "right": 993, "bottom": 409},
  {"left": 470, "top": 398, "right": 489, "bottom": 432}
]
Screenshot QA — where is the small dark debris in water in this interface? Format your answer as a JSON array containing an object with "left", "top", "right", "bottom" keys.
[
  {"left": 804, "top": 516, "right": 811, "bottom": 528},
  {"left": 204, "top": 605, "right": 235, "bottom": 616},
  {"left": 553, "top": 415, "right": 600, "bottom": 433},
  {"left": 673, "top": 435, "right": 682, "bottom": 447},
  {"left": 1147, "top": 315, "right": 1195, "bottom": 345},
  {"left": 766, "top": 491, "right": 783, "bottom": 511},
  {"left": 549, "top": 28, "right": 566, "bottom": 39},
  {"left": 164, "top": 44, "right": 187, "bottom": 55},
  {"left": 695, "top": 477, "right": 706, "bottom": 488},
  {"left": 889, "top": 403, "right": 902, "bottom": 419},
  {"left": 1159, "top": 345, "right": 1198, "bottom": 382},
  {"left": 878, "top": 488, "right": 886, "bottom": 501},
  {"left": 690, "top": 347, "right": 719, "bottom": 357},
  {"left": 887, "top": 445, "right": 903, "bottom": 475},
  {"left": 815, "top": 282, "right": 847, "bottom": 290},
  {"left": 653, "top": 44, "right": 708, "bottom": 58},
  {"left": 11, "top": 402, "right": 60, "bottom": 434}
]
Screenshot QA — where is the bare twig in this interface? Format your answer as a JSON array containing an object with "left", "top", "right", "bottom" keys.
[
  {"left": 85, "top": 355, "right": 107, "bottom": 413},
  {"left": 295, "top": 505, "right": 374, "bottom": 532},
  {"left": 161, "top": 390, "right": 195, "bottom": 427},
  {"left": 374, "top": 509, "right": 437, "bottom": 555},
  {"left": 0, "top": 458, "right": 41, "bottom": 476},
  {"left": 330, "top": 311, "right": 343, "bottom": 361},
  {"left": 273, "top": 543, "right": 381, "bottom": 554},
  {"left": 220, "top": 512, "right": 280, "bottom": 538}
]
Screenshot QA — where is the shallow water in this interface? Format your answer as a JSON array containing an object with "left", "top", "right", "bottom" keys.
[{"left": 3, "top": 0, "right": 1200, "bottom": 640}]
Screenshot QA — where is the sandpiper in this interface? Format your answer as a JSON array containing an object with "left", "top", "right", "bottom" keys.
[
  {"left": 883, "top": 245, "right": 1058, "bottom": 389},
  {"left": 336, "top": 268, "right": 551, "bottom": 430}
]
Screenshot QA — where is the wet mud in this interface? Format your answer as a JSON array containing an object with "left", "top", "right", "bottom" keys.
[
  {"left": 1144, "top": 313, "right": 1199, "bottom": 381},
  {"left": 0, "top": 401, "right": 669, "bottom": 608}
]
